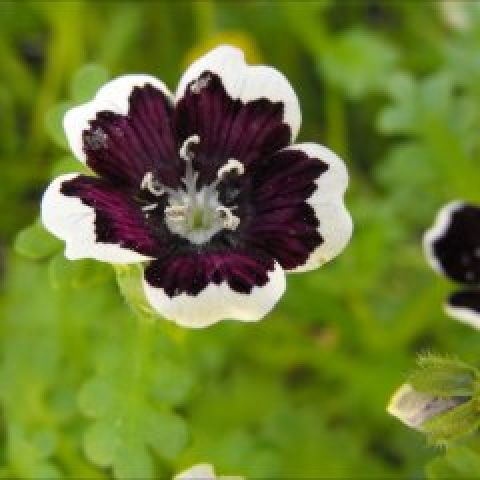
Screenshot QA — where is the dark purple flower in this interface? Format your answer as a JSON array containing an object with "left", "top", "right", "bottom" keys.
[
  {"left": 424, "top": 201, "right": 480, "bottom": 329},
  {"left": 41, "top": 46, "right": 352, "bottom": 327}
]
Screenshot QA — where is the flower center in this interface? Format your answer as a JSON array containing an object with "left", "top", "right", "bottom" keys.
[{"left": 140, "top": 135, "right": 243, "bottom": 245}]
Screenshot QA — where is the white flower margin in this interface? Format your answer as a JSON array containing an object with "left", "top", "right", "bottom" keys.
[{"left": 174, "top": 463, "right": 243, "bottom": 480}]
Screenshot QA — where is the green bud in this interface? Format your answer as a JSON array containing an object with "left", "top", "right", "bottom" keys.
[
  {"left": 423, "top": 398, "right": 480, "bottom": 446},
  {"left": 388, "top": 354, "right": 480, "bottom": 445},
  {"left": 409, "top": 354, "right": 477, "bottom": 397}
]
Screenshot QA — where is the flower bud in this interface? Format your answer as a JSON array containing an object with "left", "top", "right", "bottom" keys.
[{"left": 387, "top": 383, "right": 468, "bottom": 431}]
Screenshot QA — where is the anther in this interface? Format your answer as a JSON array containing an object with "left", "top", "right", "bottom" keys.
[
  {"left": 179, "top": 135, "right": 200, "bottom": 162},
  {"left": 217, "top": 159, "right": 244, "bottom": 180},
  {"left": 141, "top": 172, "right": 165, "bottom": 196},
  {"left": 165, "top": 205, "right": 188, "bottom": 222},
  {"left": 216, "top": 206, "right": 240, "bottom": 230},
  {"left": 141, "top": 203, "right": 158, "bottom": 212}
]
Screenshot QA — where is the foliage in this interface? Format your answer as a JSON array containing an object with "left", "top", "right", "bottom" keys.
[{"left": 2, "top": 1, "right": 480, "bottom": 478}]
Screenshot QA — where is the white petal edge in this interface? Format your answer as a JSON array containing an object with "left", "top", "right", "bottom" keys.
[
  {"left": 174, "top": 464, "right": 216, "bottom": 480},
  {"left": 175, "top": 45, "right": 301, "bottom": 141},
  {"left": 64, "top": 74, "right": 173, "bottom": 162},
  {"left": 173, "top": 464, "right": 244, "bottom": 480},
  {"left": 387, "top": 383, "right": 464, "bottom": 431},
  {"left": 444, "top": 300, "right": 480, "bottom": 330},
  {"left": 143, "top": 261, "right": 286, "bottom": 328},
  {"left": 423, "top": 200, "right": 466, "bottom": 278},
  {"left": 286, "top": 143, "right": 353, "bottom": 273},
  {"left": 41, "top": 173, "right": 152, "bottom": 264},
  {"left": 387, "top": 383, "right": 435, "bottom": 430}
]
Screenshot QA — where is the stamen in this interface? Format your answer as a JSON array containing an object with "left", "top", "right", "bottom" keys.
[
  {"left": 165, "top": 205, "right": 188, "bottom": 222},
  {"left": 179, "top": 134, "right": 201, "bottom": 205},
  {"left": 179, "top": 135, "right": 200, "bottom": 162},
  {"left": 205, "top": 158, "right": 245, "bottom": 198},
  {"left": 141, "top": 203, "right": 158, "bottom": 212},
  {"left": 216, "top": 206, "right": 240, "bottom": 230},
  {"left": 155, "top": 140, "right": 244, "bottom": 242},
  {"left": 217, "top": 158, "right": 245, "bottom": 179},
  {"left": 141, "top": 172, "right": 165, "bottom": 196}
]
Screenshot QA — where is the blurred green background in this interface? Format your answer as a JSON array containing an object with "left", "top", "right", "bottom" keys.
[{"left": 2, "top": 1, "right": 480, "bottom": 478}]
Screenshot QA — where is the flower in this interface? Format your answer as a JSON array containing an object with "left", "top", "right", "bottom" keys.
[
  {"left": 41, "top": 45, "right": 352, "bottom": 328},
  {"left": 387, "top": 383, "right": 468, "bottom": 431},
  {"left": 424, "top": 201, "right": 480, "bottom": 328},
  {"left": 174, "top": 463, "right": 243, "bottom": 480}
]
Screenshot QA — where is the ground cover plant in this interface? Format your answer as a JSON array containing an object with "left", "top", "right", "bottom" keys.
[{"left": 2, "top": 1, "right": 480, "bottom": 478}]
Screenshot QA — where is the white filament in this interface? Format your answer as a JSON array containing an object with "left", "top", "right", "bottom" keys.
[{"left": 141, "top": 203, "right": 158, "bottom": 212}]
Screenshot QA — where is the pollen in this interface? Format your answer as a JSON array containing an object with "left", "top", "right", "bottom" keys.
[
  {"left": 165, "top": 205, "right": 188, "bottom": 222},
  {"left": 216, "top": 206, "right": 240, "bottom": 230},
  {"left": 141, "top": 172, "right": 165, "bottom": 196},
  {"left": 84, "top": 127, "right": 108, "bottom": 150},
  {"left": 217, "top": 159, "right": 245, "bottom": 179},
  {"left": 190, "top": 74, "right": 212, "bottom": 94},
  {"left": 141, "top": 203, "right": 158, "bottom": 212},
  {"left": 179, "top": 135, "right": 200, "bottom": 162}
]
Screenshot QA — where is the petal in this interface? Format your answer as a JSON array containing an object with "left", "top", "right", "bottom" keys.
[
  {"left": 143, "top": 251, "right": 285, "bottom": 328},
  {"left": 174, "top": 45, "right": 301, "bottom": 183},
  {"left": 64, "top": 75, "right": 180, "bottom": 188},
  {"left": 445, "top": 289, "right": 480, "bottom": 329},
  {"left": 174, "top": 464, "right": 216, "bottom": 480},
  {"left": 174, "top": 464, "right": 244, "bottom": 480},
  {"left": 245, "top": 143, "right": 352, "bottom": 272},
  {"left": 424, "top": 201, "right": 480, "bottom": 284},
  {"left": 387, "top": 384, "right": 465, "bottom": 430},
  {"left": 41, "top": 173, "right": 159, "bottom": 263},
  {"left": 176, "top": 45, "right": 300, "bottom": 139}
]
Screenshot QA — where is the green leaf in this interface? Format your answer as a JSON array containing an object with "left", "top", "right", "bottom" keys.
[
  {"left": 81, "top": 380, "right": 188, "bottom": 478},
  {"left": 71, "top": 64, "right": 110, "bottom": 103},
  {"left": 7, "top": 425, "right": 62, "bottom": 480},
  {"left": 14, "top": 220, "right": 62, "bottom": 260},
  {"left": 145, "top": 410, "right": 188, "bottom": 461},
  {"left": 376, "top": 72, "right": 417, "bottom": 134},
  {"left": 78, "top": 320, "right": 188, "bottom": 479},
  {"left": 378, "top": 72, "right": 460, "bottom": 137},
  {"left": 377, "top": 71, "right": 480, "bottom": 199},
  {"left": 319, "top": 27, "right": 398, "bottom": 99},
  {"left": 151, "top": 360, "right": 194, "bottom": 407}
]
